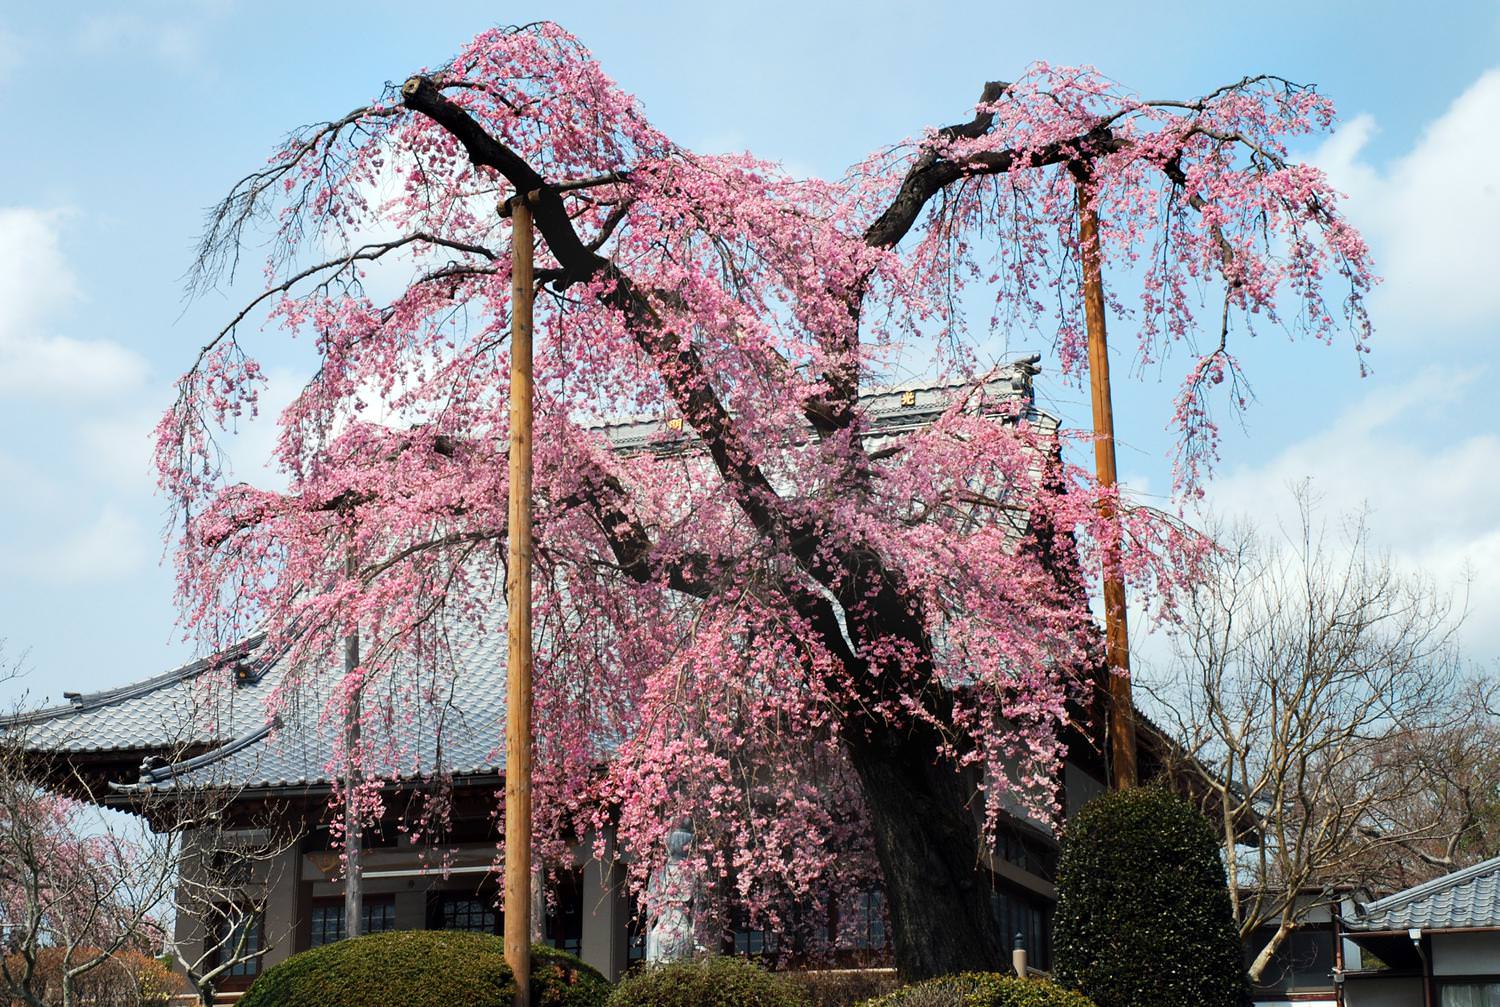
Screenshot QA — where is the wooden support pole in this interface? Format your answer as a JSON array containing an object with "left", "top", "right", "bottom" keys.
[
  {"left": 504, "top": 194, "right": 536, "bottom": 1007},
  {"left": 343, "top": 545, "right": 363, "bottom": 938},
  {"left": 1075, "top": 174, "right": 1138, "bottom": 790}
]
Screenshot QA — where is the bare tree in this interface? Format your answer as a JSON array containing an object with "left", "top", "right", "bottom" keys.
[
  {"left": 0, "top": 645, "right": 294, "bottom": 1007},
  {"left": 1352, "top": 676, "right": 1500, "bottom": 888},
  {"left": 1142, "top": 487, "right": 1491, "bottom": 983},
  {"left": 0, "top": 736, "right": 178, "bottom": 1006},
  {"left": 165, "top": 815, "right": 296, "bottom": 1007}
]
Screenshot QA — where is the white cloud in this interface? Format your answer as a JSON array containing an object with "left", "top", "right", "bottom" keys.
[
  {"left": 0, "top": 208, "right": 76, "bottom": 330},
  {"left": 75, "top": 2, "right": 232, "bottom": 71},
  {"left": 1313, "top": 69, "right": 1500, "bottom": 334},
  {"left": 22, "top": 507, "right": 151, "bottom": 585},
  {"left": 1201, "top": 368, "right": 1500, "bottom": 658},
  {"left": 0, "top": 207, "right": 149, "bottom": 402}
]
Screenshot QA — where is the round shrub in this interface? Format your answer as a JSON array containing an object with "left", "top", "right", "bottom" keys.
[
  {"left": 608, "top": 956, "right": 810, "bottom": 1007},
  {"left": 1051, "top": 788, "right": 1246, "bottom": 1007},
  {"left": 239, "top": 931, "right": 609, "bottom": 1007},
  {"left": 789, "top": 968, "right": 900, "bottom": 1006},
  {"left": 862, "top": 973, "right": 1096, "bottom": 1007},
  {"left": 532, "top": 943, "right": 613, "bottom": 1007}
]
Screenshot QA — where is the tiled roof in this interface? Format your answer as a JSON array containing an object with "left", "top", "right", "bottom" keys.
[
  {"left": 8, "top": 368, "right": 1045, "bottom": 794},
  {"left": 597, "top": 359, "right": 1047, "bottom": 456},
  {"left": 127, "top": 613, "right": 509, "bottom": 793},
  {"left": 5, "top": 636, "right": 270, "bottom": 754},
  {"left": 1348, "top": 855, "right": 1500, "bottom": 931},
  {"left": 2, "top": 613, "right": 508, "bottom": 793}
]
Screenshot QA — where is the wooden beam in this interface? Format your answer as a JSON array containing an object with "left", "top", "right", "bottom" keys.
[
  {"left": 504, "top": 194, "right": 536, "bottom": 1006},
  {"left": 1075, "top": 175, "right": 1138, "bottom": 790},
  {"left": 343, "top": 545, "right": 363, "bottom": 937}
]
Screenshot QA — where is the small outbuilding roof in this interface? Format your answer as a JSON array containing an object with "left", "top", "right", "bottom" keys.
[{"left": 1347, "top": 854, "right": 1500, "bottom": 932}]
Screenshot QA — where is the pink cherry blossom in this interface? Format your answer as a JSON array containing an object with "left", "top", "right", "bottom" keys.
[{"left": 156, "top": 24, "right": 1373, "bottom": 971}]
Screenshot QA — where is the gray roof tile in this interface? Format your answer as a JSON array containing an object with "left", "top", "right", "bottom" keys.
[
  {"left": 129, "top": 613, "right": 510, "bottom": 792},
  {"left": 6, "top": 636, "right": 271, "bottom": 754},
  {"left": 1349, "top": 855, "right": 1500, "bottom": 931}
]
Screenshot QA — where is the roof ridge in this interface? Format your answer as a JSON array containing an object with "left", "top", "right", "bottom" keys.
[
  {"left": 3, "top": 635, "right": 266, "bottom": 728},
  {"left": 1361, "top": 853, "right": 1500, "bottom": 915},
  {"left": 591, "top": 366, "right": 1040, "bottom": 433},
  {"left": 119, "top": 714, "right": 283, "bottom": 790}
]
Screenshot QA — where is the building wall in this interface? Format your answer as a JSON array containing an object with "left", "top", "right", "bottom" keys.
[
  {"left": 164, "top": 825, "right": 302, "bottom": 994},
  {"left": 579, "top": 851, "right": 629, "bottom": 977},
  {"left": 170, "top": 791, "right": 1075, "bottom": 986},
  {"left": 169, "top": 829, "right": 211, "bottom": 972},
  {"left": 204, "top": 828, "right": 635, "bottom": 978},
  {"left": 1342, "top": 975, "right": 1424, "bottom": 1007},
  {"left": 260, "top": 842, "right": 301, "bottom": 972},
  {"left": 1064, "top": 759, "right": 1107, "bottom": 820},
  {"left": 1433, "top": 931, "right": 1500, "bottom": 976}
]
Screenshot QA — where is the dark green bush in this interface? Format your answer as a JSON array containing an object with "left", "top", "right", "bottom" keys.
[
  {"left": 532, "top": 943, "right": 613, "bottom": 1007},
  {"left": 789, "top": 968, "right": 900, "bottom": 1006},
  {"left": 608, "top": 956, "right": 810, "bottom": 1007},
  {"left": 1051, "top": 787, "right": 1246, "bottom": 1007},
  {"left": 861, "top": 972, "right": 1095, "bottom": 1007},
  {"left": 239, "top": 931, "right": 609, "bottom": 1007}
]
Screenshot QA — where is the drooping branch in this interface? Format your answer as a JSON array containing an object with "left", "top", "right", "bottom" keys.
[
  {"left": 199, "top": 426, "right": 729, "bottom": 606},
  {"left": 190, "top": 232, "right": 498, "bottom": 375},
  {"left": 191, "top": 104, "right": 405, "bottom": 292}
]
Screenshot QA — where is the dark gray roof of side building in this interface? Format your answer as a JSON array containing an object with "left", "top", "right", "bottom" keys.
[{"left": 1347, "top": 855, "right": 1500, "bottom": 931}]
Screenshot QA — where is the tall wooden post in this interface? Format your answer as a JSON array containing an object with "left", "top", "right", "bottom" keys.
[
  {"left": 343, "top": 546, "right": 364, "bottom": 938},
  {"left": 504, "top": 194, "right": 536, "bottom": 1007},
  {"left": 1075, "top": 174, "right": 1138, "bottom": 790}
]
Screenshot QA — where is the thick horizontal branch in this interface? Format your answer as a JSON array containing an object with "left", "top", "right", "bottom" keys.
[
  {"left": 400, "top": 75, "right": 794, "bottom": 547},
  {"left": 865, "top": 120, "right": 1122, "bottom": 250}
]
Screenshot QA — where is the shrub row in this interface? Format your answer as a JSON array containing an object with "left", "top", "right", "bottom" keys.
[
  {"left": 239, "top": 932, "right": 608, "bottom": 1007},
  {"left": 863, "top": 972, "right": 1095, "bottom": 1007},
  {"left": 243, "top": 937, "right": 1093, "bottom": 1007},
  {"left": 244, "top": 789, "right": 1242, "bottom": 1007}
]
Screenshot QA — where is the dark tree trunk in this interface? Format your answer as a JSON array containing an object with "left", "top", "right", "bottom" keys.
[{"left": 843, "top": 717, "right": 1007, "bottom": 980}]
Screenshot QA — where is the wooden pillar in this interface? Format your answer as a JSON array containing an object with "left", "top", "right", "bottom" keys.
[
  {"left": 1075, "top": 172, "right": 1137, "bottom": 790},
  {"left": 504, "top": 193, "right": 536, "bottom": 1007},
  {"left": 343, "top": 548, "right": 364, "bottom": 938},
  {"left": 580, "top": 852, "right": 625, "bottom": 980}
]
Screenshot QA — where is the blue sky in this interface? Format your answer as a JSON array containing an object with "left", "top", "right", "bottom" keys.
[{"left": 1, "top": 1, "right": 1497, "bottom": 701}]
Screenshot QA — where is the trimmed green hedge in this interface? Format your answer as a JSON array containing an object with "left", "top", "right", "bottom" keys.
[
  {"left": 861, "top": 972, "right": 1096, "bottom": 1007},
  {"left": 532, "top": 943, "right": 613, "bottom": 1007},
  {"left": 239, "top": 931, "right": 609, "bottom": 1007},
  {"left": 789, "top": 968, "right": 901, "bottom": 1006},
  {"left": 1051, "top": 787, "right": 1246, "bottom": 1007},
  {"left": 608, "top": 956, "right": 810, "bottom": 1007}
]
